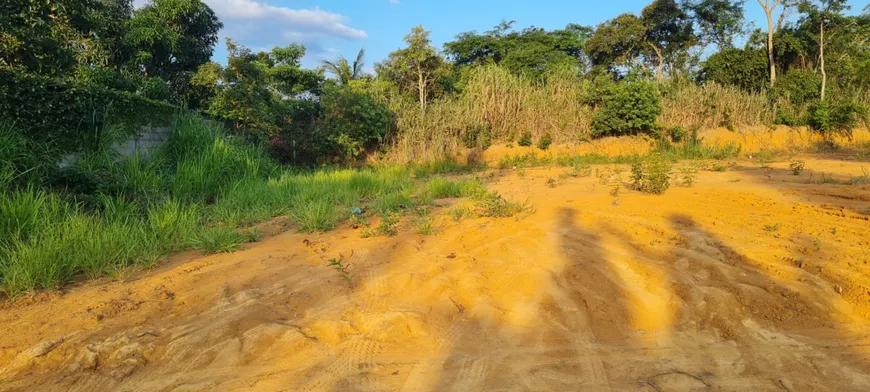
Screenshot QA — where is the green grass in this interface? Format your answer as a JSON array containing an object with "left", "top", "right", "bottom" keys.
[
  {"left": 0, "top": 114, "right": 498, "bottom": 299},
  {"left": 496, "top": 138, "right": 742, "bottom": 171},
  {"left": 188, "top": 227, "right": 249, "bottom": 254},
  {"left": 426, "top": 177, "right": 487, "bottom": 199},
  {"left": 475, "top": 192, "right": 531, "bottom": 218}
]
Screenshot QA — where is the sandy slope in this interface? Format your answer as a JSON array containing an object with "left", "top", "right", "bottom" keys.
[{"left": 2, "top": 156, "right": 870, "bottom": 391}]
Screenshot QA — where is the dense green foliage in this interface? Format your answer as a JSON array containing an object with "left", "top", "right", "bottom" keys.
[
  {"left": 316, "top": 86, "right": 391, "bottom": 162},
  {"left": 444, "top": 21, "right": 592, "bottom": 75},
  {"left": 701, "top": 48, "right": 768, "bottom": 91},
  {"left": 591, "top": 76, "right": 662, "bottom": 136},
  {"left": 0, "top": 69, "right": 175, "bottom": 152}
]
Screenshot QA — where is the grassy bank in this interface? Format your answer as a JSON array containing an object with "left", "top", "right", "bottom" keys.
[{"left": 0, "top": 114, "right": 506, "bottom": 299}]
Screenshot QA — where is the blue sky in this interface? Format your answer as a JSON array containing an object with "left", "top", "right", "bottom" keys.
[{"left": 167, "top": 0, "right": 870, "bottom": 71}]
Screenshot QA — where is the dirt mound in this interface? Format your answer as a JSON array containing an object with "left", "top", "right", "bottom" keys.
[{"left": 2, "top": 157, "right": 870, "bottom": 391}]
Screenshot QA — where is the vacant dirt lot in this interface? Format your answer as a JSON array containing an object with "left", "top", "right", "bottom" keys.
[{"left": 2, "top": 156, "right": 870, "bottom": 391}]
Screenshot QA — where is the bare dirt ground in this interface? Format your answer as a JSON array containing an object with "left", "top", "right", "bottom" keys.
[{"left": 2, "top": 156, "right": 870, "bottom": 391}]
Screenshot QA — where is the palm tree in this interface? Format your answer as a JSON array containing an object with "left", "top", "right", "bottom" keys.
[{"left": 322, "top": 48, "right": 366, "bottom": 85}]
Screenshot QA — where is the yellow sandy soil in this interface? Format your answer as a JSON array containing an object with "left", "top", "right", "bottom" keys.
[
  {"left": 462, "top": 127, "right": 870, "bottom": 165},
  {"left": 2, "top": 156, "right": 870, "bottom": 391}
]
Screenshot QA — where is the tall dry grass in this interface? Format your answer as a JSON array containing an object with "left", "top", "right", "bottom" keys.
[
  {"left": 384, "top": 66, "right": 870, "bottom": 164},
  {"left": 659, "top": 82, "right": 776, "bottom": 129},
  {"left": 386, "top": 66, "right": 592, "bottom": 163}
]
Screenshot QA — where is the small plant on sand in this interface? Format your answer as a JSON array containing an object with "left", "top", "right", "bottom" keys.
[
  {"left": 763, "top": 223, "right": 781, "bottom": 232},
  {"left": 349, "top": 213, "right": 368, "bottom": 229},
  {"left": 830, "top": 227, "right": 837, "bottom": 236},
  {"left": 546, "top": 177, "right": 558, "bottom": 188},
  {"left": 328, "top": 256, "right": 352, "bottom": 284},
  {"left": 793, "top": 257, "right": 805, "bottom": 268},
  {"left": 518, "top": 131, "right": 533, "bottom": 147},
  {"left": 609, "top": 183, "right": 622, "bottom": 198},
  {"left": 412, "top": 212, "right": 438, "bottom": 235},
  {"left": 848, "top": 168, "right": 870, "bottom": 185},
  {"left": 517, "top": 167, "right": 527, "bottom": 177},
  {"left": 677, "top": 166, "right": 698, "bottom": 187},
  {"left": 242, "top": 228, "right": 262, "bottom": 243},
  {"left": 755, "top": 150, "right": 776, "bottom": 168},
  {"left": 708, "top": 163, "right": 727, "bottom": 172},
  {"left": 813, "top": 234, "right": 823, "bottom": 251},
  {"left": 807, "top": 172, "right": 841, "bottom": 184},
  {"left": 189, "top": 226, "right": 248, "bottom": 254},
  {"left": 630, "top": 155, "right": 672, "bottom": 194},
  {"left": 449, "top": 205, "right": 472, "bottom": 222},
  {"left": 789, "top": 160, "right": 806, "bottom": 175},
  {"left": 362, "top": 212, "right": 400, "bottom": 238},
  {"left": 570, "top": 162, "right": 592, "bottom": 177},
  {"left": 475, "top": 192, "right": 530, "bottom": 218}
]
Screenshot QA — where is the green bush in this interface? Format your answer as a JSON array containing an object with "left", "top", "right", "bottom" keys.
[
  {"left": 537, "top": 132, "right": 553, "bottom": 150},
  {"left": 591, "top": 77, "right": 661, "bottom": 137},
  {"left": 0, "top": 70, "right": 176, "bottom": 153},
  {"left": 316, "top": 86, "right": 391, "bottom": 162},
  {"left": 700, "top": 48, "right": 769, "bottom": 92},
  {"left": 630, "top": 155, "right": 672, "bottom": 194},
  {"left": 773, "top": 69, "right": 821, "bottom": 106},
  {"left": 518, "top": 131, "right": 533, "bottom": 147},
  {"left": 462, "top": 123, "right": 492, "bottom": 150},
  {"left": 807, "top": 100, "right": 869, "bottom": 136}
]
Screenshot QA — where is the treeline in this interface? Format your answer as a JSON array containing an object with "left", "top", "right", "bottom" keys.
[{"left": 2, "top": 0, "right": 870, "bottom": 164}]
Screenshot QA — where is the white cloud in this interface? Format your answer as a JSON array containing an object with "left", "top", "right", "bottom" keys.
[
  {"left": 133, "top": 0, "right": 367, "bottom": 62},
  {"left": 209, "top": 0, "right": 366, "bottom": 41}
]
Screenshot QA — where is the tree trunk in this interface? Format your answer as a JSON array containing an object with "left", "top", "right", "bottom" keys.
[
  {"left": 648, "top": 43, "right": 664, "bottom": 80},
  {"left": 765, "top": 11, "right": 777, "bottom": 87},
  {"left": 820, "top": 20, "right": 826, "bottom": 101},
  {"left": 417, "top": 64, "right": 426, "bottom": 111}
]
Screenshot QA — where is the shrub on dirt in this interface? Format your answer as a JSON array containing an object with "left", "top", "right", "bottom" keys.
[
  {"left": 462, "top": 123, "right": 492, "bottom": 150},
  {"left": 630, "top": 155, "right": 673, "bottom": 194},
  {"left": 677, "top": 166, "right": 698, "bottom": 187},
  {"left": 449, "top": 205, "right": 472, "bottom": 222},
  {"left": 412, "top": 211, "right": 438, "bottom": 235},
  {"left": 807, "top": 100, "right": 868, "bottom": 137},
  {"left": 362, "top": 213, "right": 400, "bottom": 237},
  {"left": 518, "top": 131, "right": 533, "bottom": 147},
  {"left": 789, "top": 160, "right": 806, "bottom": 175},
  {"left": 475, "top": 192, "right": 530, "bottom": 218},
  {"left": 537, "top": 132, "right": 553, "bottom": 150}
]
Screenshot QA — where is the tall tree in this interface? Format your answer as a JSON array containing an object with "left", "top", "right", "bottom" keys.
[
  {"left": 444, "top": 21, "right": 592, "bottom": 75},
  {"left": 641, "top": 0, "right": 697, "bottom": 79},
  {"left": 586, "top": 0, "right": 696, "bottom": 78},
  {"left": 0, "top": 0, "right": 134, "bottom": 77},
  {"left": 126, "top": 0, "right": 222, "bottom": 102},
  {"left": 376, "top": 26, "right": 447, "bottom": 110},
  {"left": 586, "top": 14, "right": 648, "bottom": 72},
  {"left": 194, "top": 40, "right": 322, "bottom": 135},
  {"left": 757, "top": 0, "right": 798, "bottom": 86},
  {"left": 684, "top": 0, "right": 746, "bottom": 49},
  {"left": 322, "top": 49, "right": 366, "bottom": 85},
  {"left": 799, "top": 0, "right": 849, "bottom": 100}
]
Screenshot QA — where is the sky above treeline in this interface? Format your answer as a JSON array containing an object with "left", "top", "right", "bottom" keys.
[{"left": 135, "top": 0, "right": 870, "bottom": 72}]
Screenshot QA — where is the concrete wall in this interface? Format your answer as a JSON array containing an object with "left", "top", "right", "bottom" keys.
[{"left": 112, "top": 126, "right": 171, "bottom": 157}]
